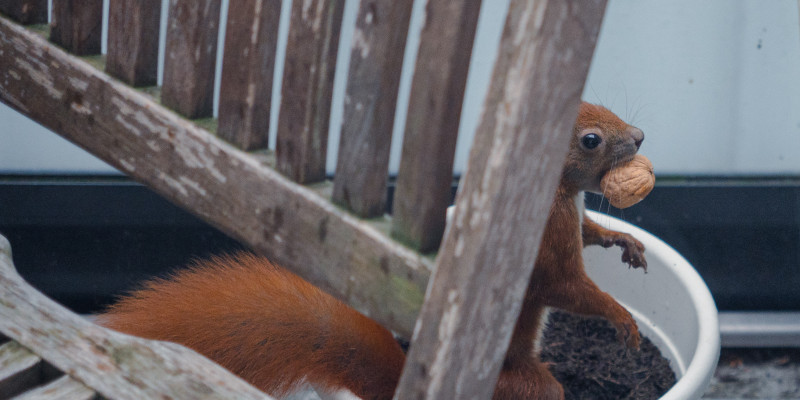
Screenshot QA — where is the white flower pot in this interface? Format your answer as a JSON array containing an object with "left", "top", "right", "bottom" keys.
[
  {"left": 316, "top": 207, "right": 721, "bottom": 400},
  {"left": 584, "top": 210, "right": 720, "bottom": 399}
]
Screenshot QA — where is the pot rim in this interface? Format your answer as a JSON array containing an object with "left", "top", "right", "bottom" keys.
[{"left": 586, "top": 210, "right": 720, "bottom": 400}]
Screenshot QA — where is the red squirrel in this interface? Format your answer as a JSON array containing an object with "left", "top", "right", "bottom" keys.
[
  {"left": 493, "top": 102, "right": 646, "bottom": 399},
  {"left": 98, "top": 102, "right": 647, "bottom": 400}
]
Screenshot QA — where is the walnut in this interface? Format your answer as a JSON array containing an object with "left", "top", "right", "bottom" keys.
[{"left": 600, "top": 154, "right": 655, "bottom": 209}]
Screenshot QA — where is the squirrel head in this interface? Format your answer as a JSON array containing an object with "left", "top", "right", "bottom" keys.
[{"left": 561, "top": 102, "right": 644, "bottom": 194}]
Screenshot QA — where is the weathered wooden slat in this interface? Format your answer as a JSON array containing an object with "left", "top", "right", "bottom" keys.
[
  {"left": 0, "top": 18, "right": 430, "bottom": 337},
  {"left": 390, "top": 0, "right": 482, "bottom": 253},
  {"left": 0, "top": 235, "right": 272, "bottom": 400},
  {"left": 49, "top": 0, "right": 103, "bottom": 55},
  {"left": 161, "top": 0, "right": 222, "bottom": 119},
  {"left": 275, "top": 0, "right": 344, "bottom": 183},
  {"left": 12, "top": 375, "right": 97, "bottom": 400},
  {"left": 106, "top": 0, "right": 162, "bottom": 87},
  {"left": 0, "top": 0, "right": 47, "bottom": 24},
  {"left": 217, "top": 0, "right": 281, "bottom": 150},
  {"left": 394, "top": 0, "right": 607, "bottom": 398},
  {"left": 0, "top": 341, "right": 44, "bottom": 398},
  {"left": 331, "top": 0, "right": 414, "bottom": 218}
]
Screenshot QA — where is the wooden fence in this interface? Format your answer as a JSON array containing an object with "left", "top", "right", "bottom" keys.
[{"left": 0, "top": 0, "right": 606, "bottom": 398}]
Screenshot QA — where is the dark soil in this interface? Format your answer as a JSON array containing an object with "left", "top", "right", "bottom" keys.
[{"left": 540, "top": 310, "right": 676, "bottom": 400}]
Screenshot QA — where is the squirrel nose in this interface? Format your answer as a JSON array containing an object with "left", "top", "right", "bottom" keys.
[{"left": 629, "top": 127, "right": 644, "bottom": 149}]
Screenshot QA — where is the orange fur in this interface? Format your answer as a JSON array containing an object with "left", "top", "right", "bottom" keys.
[
  {"left": 97, "top": 253, "right": 405, "bottom": 399},
  {"left": 493, "top": 102, "right": 647, "bottom": 399},
  {"left": 99, "top": 102, "right": 647, "bottom": 400}
]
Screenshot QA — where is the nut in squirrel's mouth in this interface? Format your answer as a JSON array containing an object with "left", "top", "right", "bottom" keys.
[
  {"left": 603, "top": 155, "right": 635, "bottom": 177},
  {"left": 619, "top": 151, "right": 639, "bottom": 164},
  {"left": 591, "top": 153, "right": 638, "bottom": 192},
  {"left": 610, "top": 152, "right": 638, "bottom": 171}
]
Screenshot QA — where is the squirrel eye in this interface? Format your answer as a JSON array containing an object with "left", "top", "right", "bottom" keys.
[{"left": 581, "top": 133, "right": 602, "bottom": 149}]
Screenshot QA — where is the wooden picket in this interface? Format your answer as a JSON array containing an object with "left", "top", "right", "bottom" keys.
[
  {"left": 106, "top": 0, "right": 161, "bottom": 87},
  {"left": 0, "top": 0, "right": 606, "bottom": 398}
]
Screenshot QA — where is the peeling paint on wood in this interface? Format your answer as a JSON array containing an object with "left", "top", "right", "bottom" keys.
[
  {"left": 275, "top": 0, "right": 344, "bottom": 183},
  {"left": 218, "top": 0, "right": 280, "bottom": 150},
  {"left": 332, "top": 0, "right": 413, "bottom": 218},
  {"left": 0, "top": 17, "right": 430, "bottom": 338}
]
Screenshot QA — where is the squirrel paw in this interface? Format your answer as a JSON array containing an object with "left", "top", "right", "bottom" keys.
[
  {"left": 613, "top": 309, "right": 641, "bottom": 350},
  {"left": 603, "top": 233, "right": 647, "bottom": 271}
]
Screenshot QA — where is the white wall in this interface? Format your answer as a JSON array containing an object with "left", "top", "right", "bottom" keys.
[
  {"left": 583, "top": 0, "right": 800, "bottom": 175},
  {"left": 1, "top": 0, "right": 799, "bottom": 176}
]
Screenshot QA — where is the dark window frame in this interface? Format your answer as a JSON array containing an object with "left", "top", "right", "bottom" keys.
[{"left": 1, "top": 175, "right": 796, "bottom": 314}]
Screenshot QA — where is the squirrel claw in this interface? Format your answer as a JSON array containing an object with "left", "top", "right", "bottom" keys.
[
  {"left": 615, "top": 315, "right": 641, "bottom": 350},
  {"left": 612, "top": 233, "right": 647, "bottom": 271}
]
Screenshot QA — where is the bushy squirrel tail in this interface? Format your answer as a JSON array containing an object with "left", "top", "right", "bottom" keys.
[{"left": 97, "top": 252, "right": 405, "bottom": 399}]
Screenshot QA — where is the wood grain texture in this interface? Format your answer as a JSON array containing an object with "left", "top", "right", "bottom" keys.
[
  {"left": 106, "top": 0, "right": 162, "bottom": 87},
  {"left": 0, "top": 18, "right": 430, "bottom": 338},
  {"left": 0, "top": 341, "right": 45, "bottom": 398},
  {"left": 0, "top": 0, "right": 47, "bottom": 24},
  {"left": 394, "top": 1, "right": 607, "bottom": 399},
  {"left": 49, "top": 0, "right": 103, "bottom": 55},
  {"left": 0, "top": 234, "right": 272, "bottom": 400},
  {"left": 331, "top": 0, "right": 414, "bottom": 217},
  {"left": 161, "top": 0, "right": 222, "bottom": 119},
  {"left": 390, "top": 0, "right": 482, "bottom": 253},
  {"left": 12, "top": 375, "right": 97, "bottom": 400},
  {"left": 275, "top": 0, "right": 344, "bottom": 183},
  {"left": 217, "top": 0, "right": 281, "bottom": 150}
]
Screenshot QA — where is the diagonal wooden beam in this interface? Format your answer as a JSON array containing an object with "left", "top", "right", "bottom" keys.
[
  {"left": 0, "top": 341, "right": 46, "bottom": 398},
  {"left": 0, "top": 234, "right": 271, "bottom": 400},
  {"left": 0, "top": 15, "right": 430, "bottom": 338},
  {"left": 394, "top": 0, "right": 608, "bottom": 398},
  {"left": 11, "top": 374, "right": 97, "bottom": 400}
]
